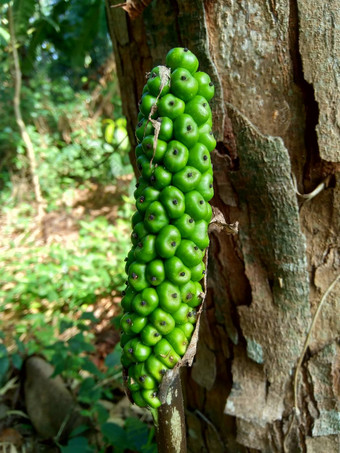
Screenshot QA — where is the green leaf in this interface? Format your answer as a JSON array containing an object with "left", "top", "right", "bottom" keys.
[
  {"left": 41, "top": 15, "right": 60, "bottom": 32},
  {"left": 15, "top": 339, "right": 26, "bottom": 354},
  {"left": 111, "top": 315, "right": 122, "bottom": 331},
  {"left": 104, "top": 347, "right": 121, "bottom": 369},
  {"left": 59, "top": 320, "right": 74, "bottom": 334},
  {"left": 78, "top": 377, "right": 101, "bottom": 404},
  {"left": 81, "top": 358, "right": 103, "bottom": 378},
  {"left": 93, "top": 402, "right": 109, "bottom": 424},
  {"left": 65, "top": 0, "right": 103, "bottom": 67},
  {"left": 68, "top": 333, "right": 95, "bottom": 354},
  {"left": 0, "top": 357, "right": 10, "bottom": 382},
  {"left": 103, "top": 119, "right": 115, "bottom": 144},
  {"left": 141, "top": 441, "right": 158, "bottom": 453},
  {"left": 13, "top": 0, "right": 36, "bottom": 38},
  {"left": 11, "top": 353, "right": 23, "bottom": 370},
  {"left": 59, "top": 436, "right": 94, "bottom": 453},
  {"left": 0, "top": 26, "right": 10, "bottom": 44},
  {"left": 124, "top": 417, "right": 150, "bottom": 451},
  {"left": 100, "top": 423, "right": 127, "bottom": 451},
  {"left": 69, "top": 424, "right": 91, "bottom": 439},
  {"left": 79, "top": 312, "right": 98, "bottom": 323},
  {"left": 0, "top": 344, "right": 7, "bottom": 357}
]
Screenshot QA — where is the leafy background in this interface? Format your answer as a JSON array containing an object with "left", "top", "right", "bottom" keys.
[{"left": 0, "top": 0, "right": 156, "bottom": 451}]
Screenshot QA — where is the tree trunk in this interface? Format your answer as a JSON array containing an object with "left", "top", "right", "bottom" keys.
[{"left": 106, "top": 1, "right": 340, "bottom": 451}]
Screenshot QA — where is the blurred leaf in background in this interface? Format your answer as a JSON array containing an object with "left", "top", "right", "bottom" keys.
[{"left": 0, "top": 0, "right": 157, "bottom": 451}]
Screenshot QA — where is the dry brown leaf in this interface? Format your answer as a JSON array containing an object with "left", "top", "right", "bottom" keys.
[
  {"left": 0, "top": 428, "right": 23, "bottom": 448},
  {"left": 209, "top": 206, "right": 239, "bottom": 235}
]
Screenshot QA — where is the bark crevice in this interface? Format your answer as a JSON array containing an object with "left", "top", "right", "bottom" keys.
[{"left": 288, "top": 0, "right": 321, "bottom": 190}]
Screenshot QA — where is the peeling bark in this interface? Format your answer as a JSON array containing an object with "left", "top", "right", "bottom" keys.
[
  {"left": 224, "top": 103, "right": 310, "bottom": 437},
  {"left": 297, "top": 0, "right": 340, "bottom": 162},
  {"left": 106, "top": 0, "right": 340, "bottom": 451}
]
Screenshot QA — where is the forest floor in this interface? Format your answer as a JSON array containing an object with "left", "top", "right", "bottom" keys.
[{"left": 0, "top": 177, "right": 156, "bottom": 452}]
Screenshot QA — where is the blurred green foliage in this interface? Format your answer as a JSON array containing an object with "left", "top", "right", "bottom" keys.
[
  {"left": 0, "top": 1, "right": 156, "bottom": 451},
  {"left": 0, "top": 215, "right": 131, "bottom": 331},
  {"left": 0, "top": 0, "right": 132, "bottom": 205},
  {"left": 0, "top": 77, "right": 132, "bottom": 210}
]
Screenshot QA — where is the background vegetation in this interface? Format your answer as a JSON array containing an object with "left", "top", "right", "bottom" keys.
[{"left": 0, "top": 1, "right": 156, "bottom": 451}]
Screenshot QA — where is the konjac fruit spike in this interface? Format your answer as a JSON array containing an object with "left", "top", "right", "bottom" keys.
[{"left": 120, "top": 47, "right": 215, "bottom": 410}]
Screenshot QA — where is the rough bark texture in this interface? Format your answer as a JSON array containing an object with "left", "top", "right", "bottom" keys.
[{"left": 106, "top": 1, "right": 340, "bottom": 451}]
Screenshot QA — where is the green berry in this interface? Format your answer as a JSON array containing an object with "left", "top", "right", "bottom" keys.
[
  {"left": 121, "top": 47, "right": 215, "bottom": 409},
  {"left": 154, "top": 338, "right": 181, "bottom": 368},
  {"left": 184, "top": 95, "right": 212, "bottom": 126},
  {"left": 149, "top": 308, "right": 176, "bottom": 335},
  {"left": 172, "top": 214, "right": 195, "bottom": 238},
  {"left": 156, "top": 280, "right": 181, "bottom": 313},
  {"left": 132, "top": 287, "right": 159, "bottom": 316},
  {"left": 141, "top": 325, "right": 162, "bottom": 346},
  {"left": 165, "top": 327, "right": 189, "bottom": 356},
  {"left": 146, "top": 259, "right": 165, "bottom": 286},
  {"left": 140, "top": 93, "right": 158, "bottom": 118},
  {"left": 157, "top": 94, "right": 185, "bottom": 120},
  {"left": 155, "top": 225, "right": 181, "bottom": 258},
  {"left": 164, "top": 256, "right": 191, "bottom": 286},
  {"left": 171, "top": 68, "right": 198, "bottom": 102},
  {"left": 163, "top": 141, "right": 189, "bottom": 173},
  {"left": 166, "top": 47, "right": 199, "bottom": 74},
  {"left": 193, "top": 71, "right": 215, "bottom": 101},
  {"left": 187, "top": 142, "right": 211, "bottom": 173},
  {"left": 172, "top": 166, "right": 201, "bottom": 193},
  {"left": 173, "top": 114, "right": 199, "bottom": 148},
  {"left": 147, "top": 66, "right": 171, "bottom": 97},
  {"left": 159, "top": 185, "right": 185, "bottom": 219},
  {"left": 150, "top": 166, "right": 172, "bottom": 190},
  {"left": 142, "top": 135, "right": 167, "bottom": 162},
  {"left": 134, "top": 234, "right": 157, "bottom": 263},
  {"left": 146, "top": 354, "right": 169, "bottom": 382}
]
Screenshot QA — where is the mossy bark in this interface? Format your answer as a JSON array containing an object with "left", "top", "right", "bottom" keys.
[{"left": 106, "top": 1, "right": 340, "bottom": 451}]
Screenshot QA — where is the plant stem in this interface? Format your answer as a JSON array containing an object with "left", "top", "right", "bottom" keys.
[
  {"left": 155, "top": 369, "right": 187, "bottom": 453},
  {"left": 8, "top": 3, "right": 46, "bottom": 221}
]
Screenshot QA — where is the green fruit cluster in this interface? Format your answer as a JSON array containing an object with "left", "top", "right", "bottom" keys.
[{"left": 120, "top": 48, "right": 215, "bottom": 409}]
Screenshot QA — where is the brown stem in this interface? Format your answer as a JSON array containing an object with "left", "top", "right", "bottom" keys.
[
  {"left": 155, "top": 370, "right": 187, "bottom": 453},
  {"left": 8, "top": 4, "right": 46, "bottom": 221}
]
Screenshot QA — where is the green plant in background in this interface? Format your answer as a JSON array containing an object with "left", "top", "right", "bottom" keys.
[
  {"left": 0, "top": 215, "right": 132, "bottom": 336},
  {"left": 0, "top": 194, "right": 157, "bottom": 451},
  {"left": 0, "top": 211, "right": 158, "bottom": 451},
  {"left": 0, "top": 81, "right": 133, "bottom": 211},
  {"left": 0, "top": 0, "right": 160, "bottom": 450},
  {"left": 59, "top": 416, "right": 157, "bottom": 453},
  {"left": 0, "top": 0, "right": 131, "bottom": 209},
  {"left": 0, "top": 320, "right": 158, "bottom": 452}
]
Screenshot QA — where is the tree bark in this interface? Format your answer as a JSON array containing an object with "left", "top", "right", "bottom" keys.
[{"left": 106, "top": 1, "right": 340, "bottom": 451}]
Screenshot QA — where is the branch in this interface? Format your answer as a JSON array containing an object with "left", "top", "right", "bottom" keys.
[{"left": 8, "top": 3, "right": 46, "bottom": 221}]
